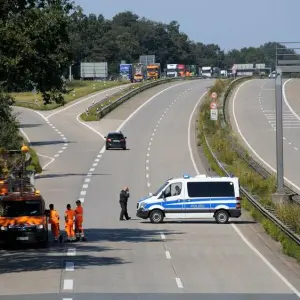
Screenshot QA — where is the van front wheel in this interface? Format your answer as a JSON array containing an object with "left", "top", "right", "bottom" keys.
[
  {"left": 215, "top": 210, "right": 229, "bottom": 224},
  {"left": 149, "top": 210, "right": 164, "bottom": 223}
]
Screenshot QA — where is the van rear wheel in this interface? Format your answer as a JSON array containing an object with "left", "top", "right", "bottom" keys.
[
  {"left": 149, "top": 210, "right": 164, "bottom": 223},
  {"left": 215, "top": 210, "right": 229, "bottom": 224}
]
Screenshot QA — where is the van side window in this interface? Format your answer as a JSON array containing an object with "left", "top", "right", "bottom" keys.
[
  {"left": 187, "top": 182, "right": 234, "bottom": 198},
  {"left": 162, "top": 183, "right": 182, "bottom": 198}
]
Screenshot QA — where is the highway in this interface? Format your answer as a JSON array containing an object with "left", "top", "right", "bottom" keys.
[
  {"left": 229, "top": 78, "right": 300, "bottom": 194},
  {"left": 1, "top": 80, "right": 300, "bottom": 300}
]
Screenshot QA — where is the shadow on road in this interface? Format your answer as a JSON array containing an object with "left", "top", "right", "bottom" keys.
[
  {"left": 140, "top": 220, "right": 257, "bottom": 225},
  {"left": 30, "top": 140, "right": 74, "bottom": 146},
  {"left": 0, "top": 227, "right": 182, "bottom": 274},
  {"left": 19, "top": 124, "right": 42, "bottom": 128},
  {"left": 36, "top": 173, "right": 112, "bottom": 179}
]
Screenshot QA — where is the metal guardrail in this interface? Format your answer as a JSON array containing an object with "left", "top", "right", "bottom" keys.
[
  {"left": 222, "top": 77, "right": 300, "bottom": 202},
  {"left": 202, "top": 77, "right": 300, "bottom": 245},
  {"left": 95, "top": 76, "right": 203, "bottom": 119}
]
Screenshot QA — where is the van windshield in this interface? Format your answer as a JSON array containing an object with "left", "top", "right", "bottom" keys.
[
  {"left": 0, "top": 200, "right": 42, "bottom": 217},
  {"left": 153, "top": 181, "right": 169, "bottom": 196}
]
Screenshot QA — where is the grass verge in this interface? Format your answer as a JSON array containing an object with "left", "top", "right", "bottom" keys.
[
  {"left": 198, "top": 78, "right": 300, "bottom": 262},
  {"left": 80, "top": 81, "right": 152, "bottom": 121},
  {"left": 12, "top": 80, "right": 128, "bottom": 111}
]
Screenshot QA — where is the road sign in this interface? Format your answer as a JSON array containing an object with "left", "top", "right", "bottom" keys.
[
  {"left": 210, "top": 102, "right": 217, "bottom": 109},
  {"left": 210, "top": 108, "right": 218, "bottom": 120},
  {"left": 211, "top": 92, "right": 217, "bottom": 99}
]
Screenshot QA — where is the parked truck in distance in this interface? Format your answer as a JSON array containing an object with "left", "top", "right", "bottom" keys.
[
  {"left": 133, "top": 63, "right": 146, "bottom": 82},
  {"left": 166, "top": 64, "right": 178, "bottom": 77},
  {"left": 177, "top": 64, "right": 186, "bottom": 77},
  {"left": 146, "top": 63, "right": 161, "bottom": 80}
]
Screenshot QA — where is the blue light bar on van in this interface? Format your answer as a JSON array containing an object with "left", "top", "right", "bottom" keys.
[{"left": 183, "top": 174, "right": 190, "bottom": 179}]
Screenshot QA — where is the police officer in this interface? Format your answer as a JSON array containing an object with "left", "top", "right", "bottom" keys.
[{"left": 119, "top": 187, "right": 131, "bottom": 220}]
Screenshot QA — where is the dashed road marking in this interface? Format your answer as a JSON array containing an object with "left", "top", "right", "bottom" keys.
[
  {"left": 89, "top": 168, "right": 95, "bottom": 172},
  {"left": 65, "top": 262, "right": 75, "bottom": 271},
  {"left": 165, "top": 251, "right": 171, "bottom": 259},
  {"left": 80, "top": 190, "right": 86, "bottom": 196},
  {"left": 63, "top": 279, "right": 73, "bottom": 290},
  {"left": 175, "top": 277, "right": 183, "bottom": 288},
  {"left": 85, "top": 178, "right": 91, "bottom": 183},
  {"left": 160, "top": 233, "right": 166, "bottom": 240},
  {"left": 82, "top": 184, "right": 88, "bottom": 189},
  {"left": 67, "top": 248, "right": 76, "bottom": 256}
]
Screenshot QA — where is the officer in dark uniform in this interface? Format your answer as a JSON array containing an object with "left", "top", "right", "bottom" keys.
[{"left": 119, "top": 186, "right": 131, "bottom": 220}]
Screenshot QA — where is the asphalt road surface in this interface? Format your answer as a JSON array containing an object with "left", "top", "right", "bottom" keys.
[
  {"left": 1, "top": 80, "right": 300, "bottom": 300},
  {"left": 228, "top": 78, "right": 300, "bottom": 194}
]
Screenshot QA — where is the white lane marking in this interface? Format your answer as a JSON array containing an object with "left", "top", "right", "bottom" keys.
[
  {"left": 147, "top": 182, "right": 151, "bottom": 187},
  {"left": 147, "top": 153, "right": 150, "bottom": 157},
  {"left": 175, "top": 278, "right": 183, "bottom": 288},
  {"left": 76, "top": 112, "right": 105, "bottom": 140},
  {"left": 100, "top": 148, "right": 105, "bottom": 154},
  {"left": 288, "top": 142, "right": 292, "bottom": 145},
  {"left": 92, "top": 163, "right": 98, "bottom": 167},
  {"left": 65, "top": 262, "right": 75, "bottom": 271},
  {"left": 63, "top": 279, "right": 73, "bottom": 290},
  {"left": 64, "top": 143, "right": 68, "bottom": 146},
  {"left": 82, "top": 184, "right": 88, "bottom": 189},
  {"left": 67, "top": 248, "right": 76, "bottom": 256},
  {"left": 85, "top": 178, "right": 91, "bottom": 183},
  {"left": 95, "top": 159, "right": 100, "bottom": 162},
  {"left": 63, "top": 298, "right": 73, "bottom": 300},
  {"left": 232, "top": 79, "right": 300, "bottom": 194},
  {"left": 52, "top": 126, "right": 56, "bottom": 129},
  {"left": 165, "top": 251, "right": 171, "bottom": 259},
  {"left": 160, "top": 233, "right": 166, "bottom": 240},
  {"left": 283, "top": 79, "right": 300, "bottom": 122},
  {"left": 146, "top": 174, "right": 149, "bottom": 178},
  {"left": 78, "top": 198, "right": 84, "bottom": 203},
  {"left": 54, "top": 154, "right": 59, "bottom": 157},
  {"left": 58, "top": 150, "right": 63, "bottom": 153},
  {"left": 89, "top": 168, "right": 95, "bottom": 172},
  {"left": 187, "top": 92, "right": 207, "bottom": 174},
  {"left": 148, "top": 147, "right": 151, "bottom": 151},
  {"left": 294, "top": 147, "right": 298, "bottom": 151},
  {"left": 231, "top": 224, "right": 300, "bottom": 298},
  {"left": 146, "top": 166, "right": 149, "bottom": 171},
  {"left": 190, "top": 79, "right": 300, "bottom": 297},
  {"left": 87, "top": 173, "right": 92, "bottom": 177},
  {"left": 80, "top": 190, "right": 86, "bottom": 196},
  {"left": 97, "top": 155, "right": 102, "bottom": 158},
  {"left": 146, "top": 160, "right": 149, "bottom": 163},
  {"left": 46, "top": 85, "right": 129, "bottom": 119}
]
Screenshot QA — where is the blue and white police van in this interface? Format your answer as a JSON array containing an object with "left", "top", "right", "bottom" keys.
[{"left": 136, "top": 174, "right": 241, "bottom": 224}]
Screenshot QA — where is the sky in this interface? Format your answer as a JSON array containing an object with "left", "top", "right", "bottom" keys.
[{"left": 73, "top": 0, "right": 300, "bottom": 51}]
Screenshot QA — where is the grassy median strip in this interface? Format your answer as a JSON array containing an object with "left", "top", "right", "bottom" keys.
[
  {"left": 12, "top": 80, "right": 128, "bottom": 111},
  {"left": 80, "top": 81, "right": 150, "bottom": 121},
  {"left": 198, "top": 79, "right": 300, "bottom": 262}
]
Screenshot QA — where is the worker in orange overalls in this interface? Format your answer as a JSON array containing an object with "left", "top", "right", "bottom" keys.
[
  {"left": 75, "top": 200, "right": 86, "bottom": 241},
  {"left": 64, "top": 204, "right": 75, "bottom": 242},
  {"left": 49, "top": 204, "right": 63, "bottom": 243}
]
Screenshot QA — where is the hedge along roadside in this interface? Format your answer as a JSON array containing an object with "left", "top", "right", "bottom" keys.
[
  {"left": 197, "top": 77, "right": 300, "bottom": 262},
  {"left": 80, "top": 76, "right": 202, "bottom": 122}
]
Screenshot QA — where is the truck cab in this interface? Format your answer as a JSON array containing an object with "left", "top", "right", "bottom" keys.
[{"left": 0, "top": 191, "right": 49, "bottom": 246}]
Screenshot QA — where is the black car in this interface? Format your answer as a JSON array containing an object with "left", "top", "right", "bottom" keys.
[{"left": 105, "top": 132, "right": 127, "bottom": 150}]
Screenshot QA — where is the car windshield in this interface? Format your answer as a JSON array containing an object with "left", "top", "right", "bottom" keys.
[
  {"left": 108, "top": 133, "right": 123, "bottom": 140},
  {"left": 153, "top": 181, "right": 169, "bottom": 196},
  {"left": 0, "top": 200, "right": 43, "bottom": 217}
]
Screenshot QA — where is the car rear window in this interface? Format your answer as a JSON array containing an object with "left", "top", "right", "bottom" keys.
[{"left": 108, "top": 133, "right": 123, "bottom": 139}]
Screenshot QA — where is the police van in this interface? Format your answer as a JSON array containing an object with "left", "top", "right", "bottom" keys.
[{"left": 136, "top": 174, "right": 241, "bottom": 224}]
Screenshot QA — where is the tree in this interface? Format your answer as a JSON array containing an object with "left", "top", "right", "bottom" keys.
[{"left": 0, "top": 0, "right": 74, "bottom": 104}]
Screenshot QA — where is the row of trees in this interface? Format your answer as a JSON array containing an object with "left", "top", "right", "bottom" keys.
[{"left": 0, "top": 1, "right": 295, "bottom": 104}]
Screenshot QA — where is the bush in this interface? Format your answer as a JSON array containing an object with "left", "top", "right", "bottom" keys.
[{"left": 198, "top": 77, "right": 300, "bottom": 262}]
